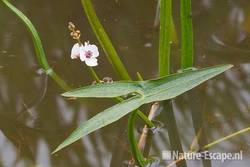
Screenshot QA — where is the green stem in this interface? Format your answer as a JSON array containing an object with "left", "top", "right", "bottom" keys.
[
  {"left": 115, "top": 97, "right": 154, "bottom": 128},
  {"left": 204, "top": 127, "right": 250, "bottom": 149},
  {"left": 136, "top": 72, "right": 144, "bottom": 81},
  {"left": 1, "top": 0, "right": 70, "bottom": 91},
  {"left": 159, "top": 0, "right": 172, "bottom": 76},
  {"left": 136, "top": 110, "right": 154, "bottom": 128},
  {"left": 158, "top": 1, "right": 186, "bottom": 166},
  {"left": 49, "top": 71, "right": 71, "bottom": 91},
  {"left": 81, "top": 0, "right": 131, "bottom": 80},
  {"left": 87, "top": 67, "right": 101, "bottom": 83},
  {"left": 180, "top": 0, "right": 194, "bottom": 68},
  {"left": 128, "top": 111, "right": 147, "bottom": 166}
]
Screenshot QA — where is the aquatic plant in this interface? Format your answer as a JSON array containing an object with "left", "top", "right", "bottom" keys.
[{"left": 2, "top": 0, "right": 246, "bottom": 167}]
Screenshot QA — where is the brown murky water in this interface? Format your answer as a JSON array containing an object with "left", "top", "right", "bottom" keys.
[{"left": 0, "top": 0, "right": 250, "bottom": 167}]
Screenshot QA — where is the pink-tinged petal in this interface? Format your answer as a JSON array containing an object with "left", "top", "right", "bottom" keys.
[
  {"left": 79, "top": 47, "right": 86, "bottom": 61},
  {"left": 85, "top": 58, "right": 98, "bottom": 67},
  {"left": 89, "top": 45, "right": 99, "bottom": 57},
  {"left": 82, "top": 43, "right": 99, "bottom": 58},
  {"left": 71, "top": 43, "right": 81, "bottom": 59}
]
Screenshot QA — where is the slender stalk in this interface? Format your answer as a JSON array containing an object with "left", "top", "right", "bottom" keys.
[
  {"left": 1, "top": 0, "right": 70, "bottom": 91},
  {"left": 158, "top": 1, "right": 187, "bottom": 166},
  {"left": 50, "top": 72, "right": 71, "bottom": 91},
  {"left": 189, "top": 91, "right": 211, "bottom": 167},
  {"left": 138, "top": 102, "right": 159, "bottom": 156},
  {"left": 80, "top": 0, "right": 131, "bottom": 80},
  {"left": 136, "top": 72, "right": 144, "bottom": 81},
  {"left": 163, "top": 101, "right": 187, "bottom": 167},
  {"left": 87, "top": 67, "right": 101, "bottom": 83},
  {"left": 115, "top": 97, "right": 154, "bottom": 128},
  {"left": 128, "top": 72, "right": 156, "bottom": 166},
  {"left": 136, "top": 110, "right": 154, "bottom": 128},
  {"left": 180, "top": 0, "right": 194, "bottom": 68},
  {"left": 203, "top": 127, "right": 250, "bottom": 149},
  {"left": 166, "top": 127, "right": 250, "bottom": 167},
  {"left": 128, "top": 111, "right": 147, "bottom": 166},
  {"left": 159, "top": 0, "right": 172, "bottom": 76}
]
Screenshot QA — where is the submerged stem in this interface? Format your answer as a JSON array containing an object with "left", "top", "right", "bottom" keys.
[{"left": 128, "top": 111, "right": 147, "bottom": 167}]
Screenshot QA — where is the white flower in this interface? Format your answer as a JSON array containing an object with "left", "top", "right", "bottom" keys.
[
  {"left": 79, "top": 42, "right": 99, "bottom": 67},
  {"left": 70, "top": 42, "right": 99, "bottom": 67},
  {"left": 71, "top": 43, "right": 82, "bottom": 59}
]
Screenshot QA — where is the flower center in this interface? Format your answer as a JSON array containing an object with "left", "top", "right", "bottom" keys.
[{"left": 85, "top": 50, "right": 93, "bottom": 58}]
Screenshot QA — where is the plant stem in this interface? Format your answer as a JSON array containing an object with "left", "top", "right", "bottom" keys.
[
  {"left": 136, "top": 72, "right": 144, "bottom": 81},
  {"left": 203, "top": 127, "right": 250, "bottom": 149},
  {"left": 163, "top": 100, "right": 187, "bottom": 167},
  {"left": 1, "top": 0, "right": 70, "bottom": 91},
  {"left": 158, "top": 1, "right": 187, "bottom": 166},
  {"left": 115, "top": 97, "right": 154, "bottom": 128},
  {"left": 87, "top": 67, "right": 101, "bottom": 83},
  {"left": 180, "top": 0, "right": 194, "bottom": 68},
  {"left": 128, "top": 111, "right": 147, "bottom": 166},
  {"left": 138, "top": 102, "right": 159, "bottom": 156},
  {"left": 166, "top": 127, "right": 250, "bottom": 167},
  {"left": 81, "top": 0, "right": 131, "bottom": 80},
  {"left": 159, "top": 0, "right": 172, "bottom": 76}
]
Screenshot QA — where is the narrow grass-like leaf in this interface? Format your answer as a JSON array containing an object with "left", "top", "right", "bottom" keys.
[
  {"left": 53, "top": 64, "right": 232, "bottom": 153},
  {"left": 180, "top": 0, "right": 194, "bottom": 68},
  {"left": 81, "top": 0, "right": 131, "bottom": 80},
  {"left": 1, "top": 0, "right": 70, "bottom": 90},
  {"left": 142, "top": 65, "right": 233, "bottom": 102},
  {"left": 52, "top": 96, "right": 144, "bottom": 154},
  {"left": 62, "top": 81, "right": 143, "bottom": 98},
  {"left": 159, "top": 0, "right": 172, "bottom": 76}
]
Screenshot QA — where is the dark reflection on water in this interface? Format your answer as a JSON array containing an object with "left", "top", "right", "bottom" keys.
[{"left": 0, "top": 0, "right": 250, "bottom": 166}]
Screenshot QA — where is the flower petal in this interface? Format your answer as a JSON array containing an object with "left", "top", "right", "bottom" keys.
[
  {"left": 71, "top": 43, "right": 81, "bottom": 59},
  {"left": 85, "top": 58, "right": 98, "bottom": 67},
  {"left": 79, "top": 47, "right": 86, "bottom": 62},
  {"left": 89, "top": 45, "right": 99, "bottom": 57},
  {"left": 82, "top": 43, "right": 99, "bottom": 58}
]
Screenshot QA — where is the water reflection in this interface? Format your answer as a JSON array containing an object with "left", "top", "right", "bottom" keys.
[{"left": 0, "top": 0, "right": 250, "bottom": 167}]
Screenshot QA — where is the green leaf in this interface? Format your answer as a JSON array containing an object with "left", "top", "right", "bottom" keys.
[
  {"left": 62, "top": 81, "right": 143, "bottom": 98},
  {"left": 142, "top": 65, "right": 232, "bottom": 103},
  {"left": 53, "top": 64, "right": 232, "bottom": 153},
  {"left": 64, "top": 65, "right": 232, "bottom": 101},
  {"left": 52, "top": 96, "right": 144, "bottom": 154}
]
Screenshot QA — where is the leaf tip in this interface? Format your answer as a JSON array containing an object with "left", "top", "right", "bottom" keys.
[
  {"left": 51, "top": 144, "right": 65, "bottom": 155},
  {"left": 215, "top": 64, "right": 233, "bottom": 72},
  {"left": 225, "top": 64, "right": 233, "bottom": 69},
  {"left": 61, "top": 92, "right": 71, "bottom": 97}
]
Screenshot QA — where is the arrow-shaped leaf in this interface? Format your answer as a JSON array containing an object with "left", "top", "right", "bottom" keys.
[{"left": 53, "top": 64, "right": 232, "bottom": 153}]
